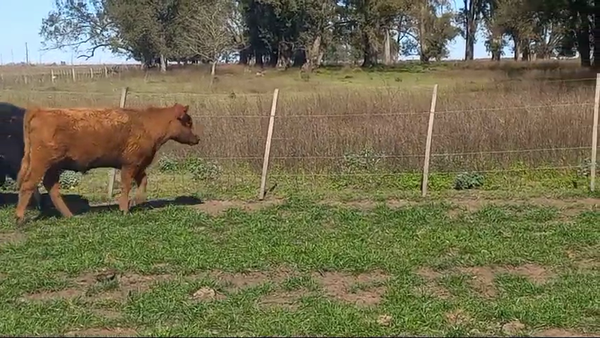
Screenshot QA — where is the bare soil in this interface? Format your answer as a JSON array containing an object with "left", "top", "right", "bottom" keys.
[
  {"left": 321, "top": 197, "right": 599, "bottom": 213},
  {"left": 310, "top": 270, "right": 390, "bottom": 307},
  {"left": 0, "top": 232, "right": 26, "bottom": 245},
  {"left": 532, "top": 328, "right": 600, "bottom": 337},
  {"left": 259, "top": 288, "right": 310, "bottom": 310},
  {"left": 193, "top": 199, "right": 284, "bottom": 216},
  {"left": 416, "top": 264, "right": 555, "bottom": 299},
  {"left": 445, "top": 309, "right": 472, "bottom": 326},
  {"left": 22, "top": 270, "right": 171, "bottom": 302},
  {"left": 64, "top": 327, "right": 137, "bottom": 337}
]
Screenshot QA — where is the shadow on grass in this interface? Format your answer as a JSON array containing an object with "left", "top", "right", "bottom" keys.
[{"left": 1, "top": 191, "right": 202, "bottom": 220}]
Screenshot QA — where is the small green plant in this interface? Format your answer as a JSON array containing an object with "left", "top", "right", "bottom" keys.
[
  {"left": 453, "top": 171, "right": 484, "bottom": 190},
  {"left": 0, "top": 177, "right": 17, "bottom": 191},
  {"left": 576, "top": 158, "right": 598, "bottom": 178},
  {"left": 340, "top": 149, "right": 385, "bottom": 174},
  {"left": 59, "top": 170, "right": 82, "bottom": 189},
  {"left": 157, "top": 156, "right": 179, "bottom": 173},
  {"left": 182, "top": 157, "right": 222, "bottom": 181}
]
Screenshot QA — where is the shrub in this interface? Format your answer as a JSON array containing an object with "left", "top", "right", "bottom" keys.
[
  {"left": 59, "top": 170, "right": 82, "bottom": 189},
  {"left": 0, "top": 177, "right": 17, "bottom": 191},
  {"left": 157, "top": 156, "right": 179, "bottom": 173},
  {"left": 576, "top": 158, "right": 598, "bottom": 178},
  {"left": 182, "top": 157, "right": 222, "bottom": 181},
  {"left": 453, "top": 171, "right": 484, "bottom": 190},
  {"left": 340, "top": 149, "right": 386, "bottom": 174}
]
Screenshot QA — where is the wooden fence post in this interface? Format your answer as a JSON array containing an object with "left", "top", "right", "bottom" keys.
[
  {"left": 72, "top": 68, "right": 76, "bottom": 82},
  {"left": 104, "top": 66, "right": 108, "bottom": 78},
  {"left": 107, "top": 87, "right": 129, "bottom": 200},
  {"left": 90, "top": 68, "right": 94, "bottom": 79},
  {"left": 259, "top": 88, "right": 280, "bottom": 200},
  {"left": 421, "top": 84, "right": 439, "bottom": 197},
  {"left": 590, "top": 73, "right": 600, "bottom": 191},
  {"left": 51, "top": 69, "right": 55, "bottom": 83}
]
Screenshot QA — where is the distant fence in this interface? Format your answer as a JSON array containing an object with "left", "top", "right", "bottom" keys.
[
  {"left": 0, "top": 65, "right": 135, "bottom": 87},
  {"left": 1, "top": 75, "right": 599, "bottom": 199}
]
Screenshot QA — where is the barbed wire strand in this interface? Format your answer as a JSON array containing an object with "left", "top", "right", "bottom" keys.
[
  {"left": 161, "top": 165, "right": 578, "bottom": 179},
  {"left": 183, "top": 146, "right": 595, "bottom": 161}
]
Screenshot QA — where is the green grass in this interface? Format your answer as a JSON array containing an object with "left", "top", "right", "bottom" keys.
[{"left": 0, "top": 197, "right": 598, "bottom": 336}]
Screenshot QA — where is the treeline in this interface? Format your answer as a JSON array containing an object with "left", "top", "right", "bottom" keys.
[{"left": 40, "top": 0, "right": 600, "bottom": 71}]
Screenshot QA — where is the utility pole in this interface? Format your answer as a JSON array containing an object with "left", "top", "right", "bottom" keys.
[
  {"left": 25, "top": 42, "right": 29, "bottom": 64},
  {"left": 11, "top": 49, "right": 14, "bottom": 63}
]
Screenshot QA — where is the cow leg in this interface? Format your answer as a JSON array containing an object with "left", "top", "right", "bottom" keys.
[
  {"left": 130, "top": 170, "right": 148, "bottom": 207},
  {"left": 42, "top": 168, "right": 74, "bottom": 218},
  {"left": 33, "top": 187, "right": 43, "bottom": 210},
  {"left": 119, "top": 167, "right": 135, "bottom": 214},
  {"left": 15, "top": 167, "right": 46, "bottom": 227}
]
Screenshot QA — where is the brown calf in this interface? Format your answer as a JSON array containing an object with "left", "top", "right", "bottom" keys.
[{"left": 15, "top": 103, "right": 200, "bottom": 226}]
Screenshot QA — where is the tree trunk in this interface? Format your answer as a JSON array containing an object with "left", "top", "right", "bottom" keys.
[
  {"left": 593, "top": 5, "right": 600, "bottom": 68},
  {"left": 302, "top": 35, "right": 324, "bottom": 72},
  {"left": 255, "top": 50, "right": 264, "bottom": 68},
  {"left": 384, "top": 28, "right": 391, "bottom": 65},
  {"left": 490, "top": 28, "right": 503, "bottom": 61},
  {"left": 419, "top": 0, "right": 430, "bottom": 63},
  {"left": 238, "top": 48, "right": 249, "bottom": 65},
  {"left": 464, "top": 0, "right": 477, "bottom": 60},
  {"left": 293, "top": 49, "right": 306, "bottom": 67},
  {"left": 362, "top": 32, "right": 376, "bottom": 67},
  {"left": 576, "top": 23, "right": 591, "bottom": 67},
  {"left": 513, "top": 35, "right": 522, "bottom": 61},
  {"left": 159, "top": 54, "right": 167, "bottom": 72},
  {"left": 522, "top": 41, "right": 530, "bottom": 61},
  {"left": 210, "top": 60, "right": 216, "bottom": 86}
]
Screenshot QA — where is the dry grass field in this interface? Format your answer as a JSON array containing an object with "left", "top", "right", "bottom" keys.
[{"left": 0, "top": 60, "right": 598, "bottom": 336}]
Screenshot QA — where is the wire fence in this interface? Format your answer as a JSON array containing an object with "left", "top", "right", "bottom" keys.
[{"left": 1, "top": 74, "right": 599, "bottom": 198}]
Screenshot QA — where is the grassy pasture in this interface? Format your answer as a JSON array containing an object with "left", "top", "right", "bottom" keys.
[{"left": 0, "top": 60, "right": 599, "bottom": 336}]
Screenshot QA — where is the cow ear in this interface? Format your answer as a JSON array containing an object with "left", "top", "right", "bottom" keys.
[{"left": 173, "top": 104, "right": 188, "bottom": 119}]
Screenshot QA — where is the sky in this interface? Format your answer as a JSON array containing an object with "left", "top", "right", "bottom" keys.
[{"left": 0, "top": 0, "right": 496, "bottom": 66}]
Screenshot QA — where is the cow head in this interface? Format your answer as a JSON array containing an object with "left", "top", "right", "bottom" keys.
[{"left": 168, "top": 104, "right": 200, "bottom": 145}]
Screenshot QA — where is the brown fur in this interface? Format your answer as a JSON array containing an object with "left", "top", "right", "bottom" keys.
[{"left": 15, "top": 103, "right": 200, "bottom": 226}]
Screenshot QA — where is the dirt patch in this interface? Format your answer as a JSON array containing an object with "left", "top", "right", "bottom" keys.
[
  {"left": 504, "top": 264, "right": 555, "bottom": 285},
  {"left": 311, "top": 270, "right": 390, "bottom": 307},
  {"left": 450, "top": 197, "right": 599, "bottom": 214},
  {"left": 90, "top": 309, "right": 123, "bottom": 320},
  {"left": 415, "top": 267, "right": 452, "bottom": 299},
  {"left": 502, "top": 320, "right": 526, "bottom": 335},
  {"left": 377, "top": 314, "right": 393, "bottom": 326},
  {"left": 458, "top": 266, "right": 498, "bottom": 298},
  {"left": 320, "top": 199, "right": 414, "bottom": 209},
  {"left": 259, "top": 288, "right": 310, "bottom": 310},
  {"left": 531, "top": 328, "right": 599, "bottom": 337},
  {"left": 459, "top": 264, "right": 555, "bottom": 298},
  {"left": 22, "top": 271, "right": 171, "bottom": 302},
  {"left": 445, "top": 309, "right": 472, "bottom": 326},
  {"left": 194, "top": 199, "right": 284, "bottom": 216},
  {"left": 209, "top": 267, "right": 295, "bottom": 292},
  {"left": 574, "top": 259, "right": 599, "bottom": 270},
  {"left": 0, "top": 232, "right": 26, "bottom": 245},
  {"left": 191, "top": 286, "right": 226, "bottom": 302},
  {"left": 416, "top": 264, "right": 554, "bottom": 299},
  {"left": 64, "top": 327, "right": 137, "bottom": 337}
]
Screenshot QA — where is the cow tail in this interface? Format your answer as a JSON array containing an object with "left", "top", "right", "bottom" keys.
[{"left": 16, "top": 108, "right": 36, "bottom": 189}]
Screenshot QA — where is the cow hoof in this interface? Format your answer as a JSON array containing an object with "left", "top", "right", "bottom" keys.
[{"left": 15, "top": 217, "right": 26, "bottom": 229}]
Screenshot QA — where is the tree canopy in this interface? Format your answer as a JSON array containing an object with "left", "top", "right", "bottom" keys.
[{"left": 39, "top": 0, "right": 600, "bottom": 70}]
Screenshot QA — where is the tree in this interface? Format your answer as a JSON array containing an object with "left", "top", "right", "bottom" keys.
[
  {"left": 459, "top": 0, "right": 487, "bottom": 60},
  {"left": 39, "top": 0, "right": 125, "bottom": 59},
  {"left": 178, "top": 0, "right": 237, "bottom": 82}
]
